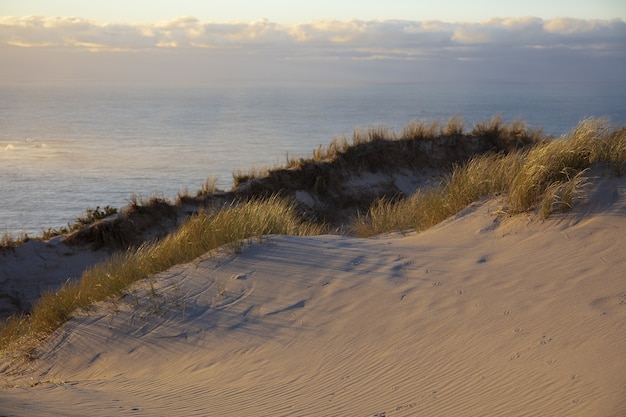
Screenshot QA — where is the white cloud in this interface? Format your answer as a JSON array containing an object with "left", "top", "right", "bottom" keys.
[
  {"left": 0, "top": 15, "right": 624, "bottom": 83},
  {"left": 2, "top": 15, "right": 623, "bottom": 51},
  {"left": 544, "top": 17, "right": 606, "bottom": 34}
]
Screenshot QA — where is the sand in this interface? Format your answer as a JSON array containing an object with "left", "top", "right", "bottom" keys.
[{"left": 1, "top": 173, "right": 625, "bottom": 416}]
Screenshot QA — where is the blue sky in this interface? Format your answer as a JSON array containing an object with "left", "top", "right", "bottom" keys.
[
  {"left": 2, "top": 0, "right": 625, "bottom": 22},
  {"left": 1, "top": 1, "right": 625, "bottom": 84}
]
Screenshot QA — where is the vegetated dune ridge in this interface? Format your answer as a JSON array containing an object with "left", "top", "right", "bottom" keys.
[
  {"left": 0, "top": 120, "right": 541, "bottom": 320},
  {"left": 1, "top": 169, "right": 624, "bottom": 416}
]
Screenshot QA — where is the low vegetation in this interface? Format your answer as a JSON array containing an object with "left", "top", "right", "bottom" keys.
[
  {"left": 41, "top": 206, "right": 118, "bottom": 240},
  {"left": 353, "top": 118, "right": 625, "bottom": 236},
  {"left": 0, "top": 230, "right": 30, "bottom": 249},
  {"left": 0, "top": 196, "right": 325, "bottom": 353},
  {"left": 0, "top": 206, "right": 119, "bottom": 250},
  {"left": 1, "top": 116, "right": 624, "bottom": 356}
]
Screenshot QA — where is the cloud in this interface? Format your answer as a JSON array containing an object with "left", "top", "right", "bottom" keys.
[
  {"left": 0, "top": 16, "right": 155, "bottom": 51},
  {"left": 1, "top": 15, "right": 624, "bottom": 83},
  {"left": 1, "top": 15, "right": 624, "bottom": 52}
]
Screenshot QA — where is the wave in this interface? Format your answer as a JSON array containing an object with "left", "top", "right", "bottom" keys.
[{"left": 2, "top": 142, "right": 47, "bottom": 151}]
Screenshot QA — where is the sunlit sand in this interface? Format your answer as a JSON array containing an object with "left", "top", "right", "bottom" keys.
[{"left": 1, "top": 172, "right": 624, "bottom": 416}]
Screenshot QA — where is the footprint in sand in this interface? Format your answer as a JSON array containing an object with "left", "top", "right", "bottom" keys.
[
  {"left": 350, "top": 255, "right": 365, "bottom": 265},
  {"left": 432, "top": 281, "right": 443, "bottom": 286},
  {"left": 231, "top": 273, "right": 247, "bottom": 280},
  {"left": 540, "top": 335, "right": 553, "bottom": 345}
]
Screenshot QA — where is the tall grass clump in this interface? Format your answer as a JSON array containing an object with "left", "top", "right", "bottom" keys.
[
  {"left": 354, "top": 118, "right": 623, "bottom": 237},
  {"left": 508, "top": 118, "right": 619, "bottom": 214},
  {"left": 197, "top": 175, "right": 219, "bottom": 196},
  {"left": 1, "top": 230, "right": 29, "bottom": 249},
  {"left": 232, "top": 166, "right": 272, "bottom": 187},
  {"left": 400, "top": 119, "right": 444, "bottom": 140},
  {"left": 0, "top": 196, "right": 325, "bottom": 353},
  {"left": 600, "top": 125, "right": 626, "bottom": 175},
  {"left": 353, "top": 152, "right": 521, "bottom": 237}
]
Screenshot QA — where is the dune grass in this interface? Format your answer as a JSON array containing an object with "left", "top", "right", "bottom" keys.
[
  {"left": 0, "top": 196, "right": 325, "bottom": 353},
  {"left": 0, "top": 206, "right": 119, "bottom": 249},
  {"left": 351, "top": 152, "right": 520, "bottom": 236},
  {"left": 353, "top": 119, "right": 626, "bottom": 237},
  {"left": 309, "top": 115, "right": 543, "bottom": 166},
  {"left": 40, "top": 206, "right": 119, "bottom": 241},
  {"left": 0, "top": 230, "right": 30, "bottom": 250},
  {"left": 1, "top": 117, "right": 623, "bottom": 356}
]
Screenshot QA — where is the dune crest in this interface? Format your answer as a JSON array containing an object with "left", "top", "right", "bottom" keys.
[{"left": 1, "top": 174, "right": 625, "bottom": 416}]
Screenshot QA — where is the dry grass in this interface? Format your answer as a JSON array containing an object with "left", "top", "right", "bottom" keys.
[
  {"left": 312, "top": 136, "right": 351, "bottom": 162},
  {"left": 311, "top": 117, "right": 465, "bottom": 164},
  {"left": 354, "top": 118, "right": 625, "bottom": 237},
  {"left": 268, "top": 115, "right": 542, "bottom": 192},
  {"left": 352, "top": 152, "right": 521, "bottom": 236},
  {"left": 2, "top": 117, "right": 623, "bottom": 356},
  {"left": 0, "top": 196, "right": 325, "bottom": 353},
  {"left": 0, "top": 207, "right": 118, "bottom": 248},
  {"left": 539, "top": 169, "right": 589, "bottom": 219},
  {"left": 508, "top": 118, "right": 619, "bottom": 212},
  {"left": 197, "top": 175, "right": 219, "bottom": 196},
  {"left": 40, "top": 206, "right": 118, "bottom": 241},
  {"left": 400, "top": 119, "right": 445, "bottom": 140},
  {"left": 232, "top": 166, "right": 272, "bottom": 187},
  {"left": 0, "top": 230, "right": 30, "bottom": 250}
]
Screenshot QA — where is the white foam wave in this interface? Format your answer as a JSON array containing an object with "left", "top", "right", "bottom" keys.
[{"left": 2, "top": 142, "right": 48, "bottom": 151}]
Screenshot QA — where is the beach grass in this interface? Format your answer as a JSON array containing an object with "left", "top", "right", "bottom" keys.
[
  {"left": 40, "top": 205, "right": 119, "bottom": 241},
  {"left": 0, "top": 206, "right": 119, "bottom": 250},
  {"left": 353, "top": 118, "right": 625, "bottom": 237},
  {"left": 1, "top": 117, "right": 624, "bottom": 355},
  {"left": 0, "top": 196, "right": 325, "bottom": 353},
  {"left": 0, "top": 230, "right": 30, "bottom": 249},
  {"left": 0, "top": 206, "right": 119, "bottom": 249}
]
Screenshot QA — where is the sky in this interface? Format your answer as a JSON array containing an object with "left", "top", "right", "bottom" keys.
[
  {"left": 1, "top": 1, "right": 625, "bottom": 84},
  {"left": 2, "top": 0, "right": 625, "bottom": 24}
]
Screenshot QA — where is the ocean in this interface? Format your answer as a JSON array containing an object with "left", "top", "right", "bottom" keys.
[{"left": 1, "top": 81, "right": 625, "bottom": 236}]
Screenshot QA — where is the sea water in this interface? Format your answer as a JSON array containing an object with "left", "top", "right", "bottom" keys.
[{"left": 1, "top": 81, "right": 625, "bottom": 236}]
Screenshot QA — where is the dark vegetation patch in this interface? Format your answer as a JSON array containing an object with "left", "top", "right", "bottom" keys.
[
  {"left": 80, "top": 116, "right": 541, "bottom": 250},
  {"left": 1, "top": 117, "right": 544, "bottom": 254}
]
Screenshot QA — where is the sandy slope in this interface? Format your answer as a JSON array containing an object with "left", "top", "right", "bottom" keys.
[
  {"left": 0, "top": 239, "right": 110, "bottom": 319},
  {"left": 1, "top": 175, "right": 625, "bottom": 417}
]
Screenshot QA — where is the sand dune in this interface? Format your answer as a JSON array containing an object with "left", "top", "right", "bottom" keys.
[{"left": 1, "top": 174, "right": 625, "bottom": 416}]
